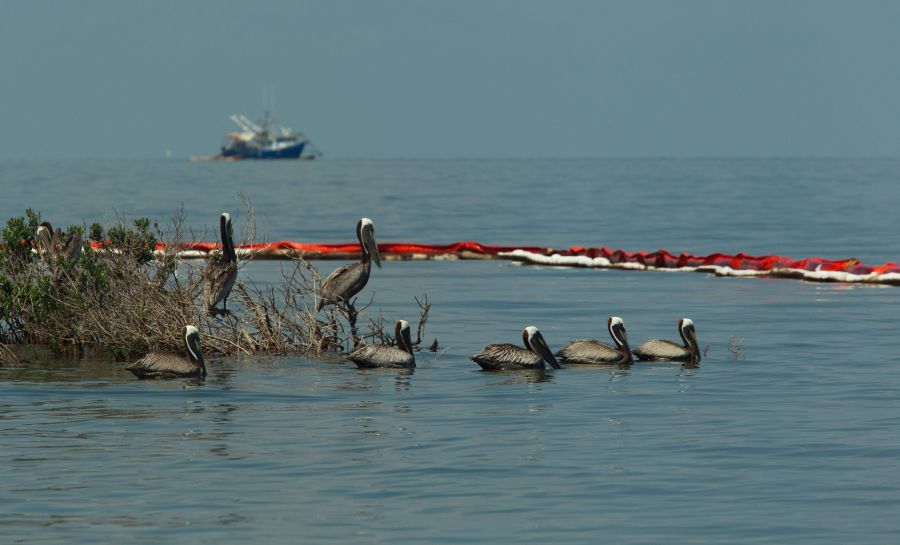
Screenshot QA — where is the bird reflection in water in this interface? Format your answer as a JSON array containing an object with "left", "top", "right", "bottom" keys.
[{"left": 485, "top": 368, "right": 556, "bottom": 386}]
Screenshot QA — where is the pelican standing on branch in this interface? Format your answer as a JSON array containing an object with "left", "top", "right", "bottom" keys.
[
  {"left": 36, "top": 222, "right": 54, "bottom": 258},
  {"left": 125, "top": 325, "right": 207, "bottom": 379},
  {"left": 36, "top": 221, "right": 82, "bottom": 260},
  {"left": 36, "top": 221, "right": 82, "bottom": 281},
  {"left": 204, "top": 212, "right": 238, "bottom": 315},
  {"left": 633, "top": 318, "right": 701, "bottom": 363},
  {"left": 556, "top": 316, "right": 633, "bottom": 365},
  {"left": 471, "top": 326, "right": 561, "bottom": 371},
  {"left": 317, "top": 217, "right": 381, "bottom": 312},
  {"left": 350, "top": 319, "right": 416, "bottom": 369}
]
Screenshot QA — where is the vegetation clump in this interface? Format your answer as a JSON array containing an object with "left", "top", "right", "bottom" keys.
[{"left": 0, "top": 209, "right": 430, "bottom": 364}]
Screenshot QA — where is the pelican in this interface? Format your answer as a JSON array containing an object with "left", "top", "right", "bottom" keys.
[
  {"left": 471, "top": 326, "right": 561, "bottom": 371},
  {"left": 204, "top": 212, "right": 238, "bottom": 314},
  {"left": 36, "top": 221, "right": 82, "bottom": 261},
  {"left": 317, "top": 217, "right": 381, "bottom": 311},
  {"left": 633, "top": 318, "right": 701, "bottom": 363},
  {"left": 36, "top": 222, "right": 53, "bottom": 258},
  {"left": 350, "top": 319, "right": 415, "bottom": 369},
  {"left": 555, "top": 316, "right": 633, "bottom": 365},
  {"left": 36, "top": 221, "right": 82, "bottom": 281},
  {"left": 125, "top": 325, "right": 207, "bottom": 379}
]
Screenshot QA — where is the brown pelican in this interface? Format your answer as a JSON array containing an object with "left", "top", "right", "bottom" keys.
[
  {"left": 317, "top": 217, "right": 381, "bottom": 311},
  {"left": 633, "top": 318, "right": 701, "bottom": 363},
  {"left": 471, "top": 326, "right": 561, "bottom": 371},
  {"left": 350, "top": 319, "right": 415, "bottom": 369},
  {"left": 36, "top": 221, "right": 82, "bottom": 281},
  {"left": 125, "top": 325, "right": 207, "bottom": 379},
  {"left": 204, "top": 212, "right": 238, "bottom": 314},
  {"left": 36, "top": 222, "right": 54, "bottom": 258},
  {"left": 555, "top": 316, "right": 633, "bottom": 365},
  {"left": 36, "top": 221, "right": 82, "bottom": 260}
]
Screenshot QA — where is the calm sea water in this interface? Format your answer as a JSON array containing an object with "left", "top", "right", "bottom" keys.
[{"left": 2, "top": 158, "right": 900, "bottom": 544}]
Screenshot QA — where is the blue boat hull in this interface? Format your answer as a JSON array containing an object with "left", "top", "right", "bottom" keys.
[{"left": 221, "top": 141, "right": 306, "bottom": 160}]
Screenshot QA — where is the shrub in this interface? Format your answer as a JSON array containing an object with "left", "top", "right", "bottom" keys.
[{"left": 0, "top": 209, "right": 430, "bottom": 362}]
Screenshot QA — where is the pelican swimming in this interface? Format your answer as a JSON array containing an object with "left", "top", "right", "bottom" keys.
[
  {"left": 555, "top": 316, "right": 633, "bottom": 365},
  {"left": 350, "top": 319, "right": 415, "bottom": 369},
  {"left": 125, "top": 325, "right": 207, "bottom": 379},
  {"left": 317, "top": 217, "right": 381, "bottom": 311},
  {"left": 633, "top": 318, "right": 701, "bottom": 363},
  {"left": 471, "top": 326, "right": 561, "bottom": 371},
  {"left": 204, "top": 212, "right": 238, "bottom": 314}
]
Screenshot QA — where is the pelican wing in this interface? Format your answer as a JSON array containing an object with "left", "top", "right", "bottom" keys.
[
  {"left": 318, "top": 262, "right": 370, "bottom": 310},
  {"left": 556, "top": 339, "right": 624, "bottom": 365},
  {"left": 633, "top": 339, "right": 692, "bottom": 361},
  {"left": 126, "top": 352, "right": 202, "bottom": 378},
  {"left": 471, "top": 343, "right": 544, "bottom": 370},
  {"left": 204, "top": 259, "right": 238, "bottom": 310},
  {"left": 350, "top": 345, "right": 415, "bottom": 369},
  {"left": 64, "top": 231, "right": 83, "bottom": 261}
]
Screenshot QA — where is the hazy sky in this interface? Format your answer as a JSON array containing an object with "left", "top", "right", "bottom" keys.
[{"left": 2, "top": 0, "right": 899, "bottom": 159}]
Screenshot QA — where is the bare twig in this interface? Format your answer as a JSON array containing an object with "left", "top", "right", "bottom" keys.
[
  {"left": 414, "top": 294, "right": 431, "bottom": 346},
  {"left": 0, "top": 342, "right": 19, "bottom": 364}
]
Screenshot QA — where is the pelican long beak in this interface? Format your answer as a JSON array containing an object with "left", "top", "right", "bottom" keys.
[
  {"left": 530, "top": 330, "right": 561, "bottom": 369},
  {"left": 363, "top": 226, "right": 381, "bottom": 269},
  {"left": 220, "top": 213, "right": 235, "bottom": 260},
  {"left": 396, "top": 319, "right": 413, "bottom": 355},
  {"left": 678, "top": 318, "right": 700, "bottom": 363},
  {"left": 185, "top": 326, "right": 207, "bottom": 377},
  {"left": 685, "top": 325, "right": 700, "bottom": 363},
  {"left": 621, "top": 335, "right": 634, "bottom": 363}
]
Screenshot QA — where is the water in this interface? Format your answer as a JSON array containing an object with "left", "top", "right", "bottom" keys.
[{"left": 2, "top": 159, "right": 900, "bottom": 544}]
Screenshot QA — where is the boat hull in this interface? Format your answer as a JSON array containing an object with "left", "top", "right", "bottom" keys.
[{"left": 221, "top": 141, "right": 306, "bottom": 160}]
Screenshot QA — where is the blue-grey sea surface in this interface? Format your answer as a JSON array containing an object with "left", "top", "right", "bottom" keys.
[{"left": 1, "top": 158, "right": 900, "bottom": 544}]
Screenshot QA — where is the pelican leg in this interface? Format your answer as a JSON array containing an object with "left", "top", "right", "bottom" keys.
[
  {"left": 208, "top": 306, "right": 235, "bottom": 320},
  {"left": 343, "top": 299, "right": 359, "bottom": 346}
]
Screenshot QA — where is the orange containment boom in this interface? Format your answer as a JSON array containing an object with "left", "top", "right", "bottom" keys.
[{"left": 86, "top": 240, "right": 900, "bottom": 286}]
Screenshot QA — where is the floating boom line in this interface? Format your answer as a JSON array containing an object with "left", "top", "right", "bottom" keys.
[{"left": 75, "top": 239, "right": 900, "bottom": 286}]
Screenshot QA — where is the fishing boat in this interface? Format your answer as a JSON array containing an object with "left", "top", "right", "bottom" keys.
[{"left": 196, "top": 112, "right": 321, "bottom": 161}]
